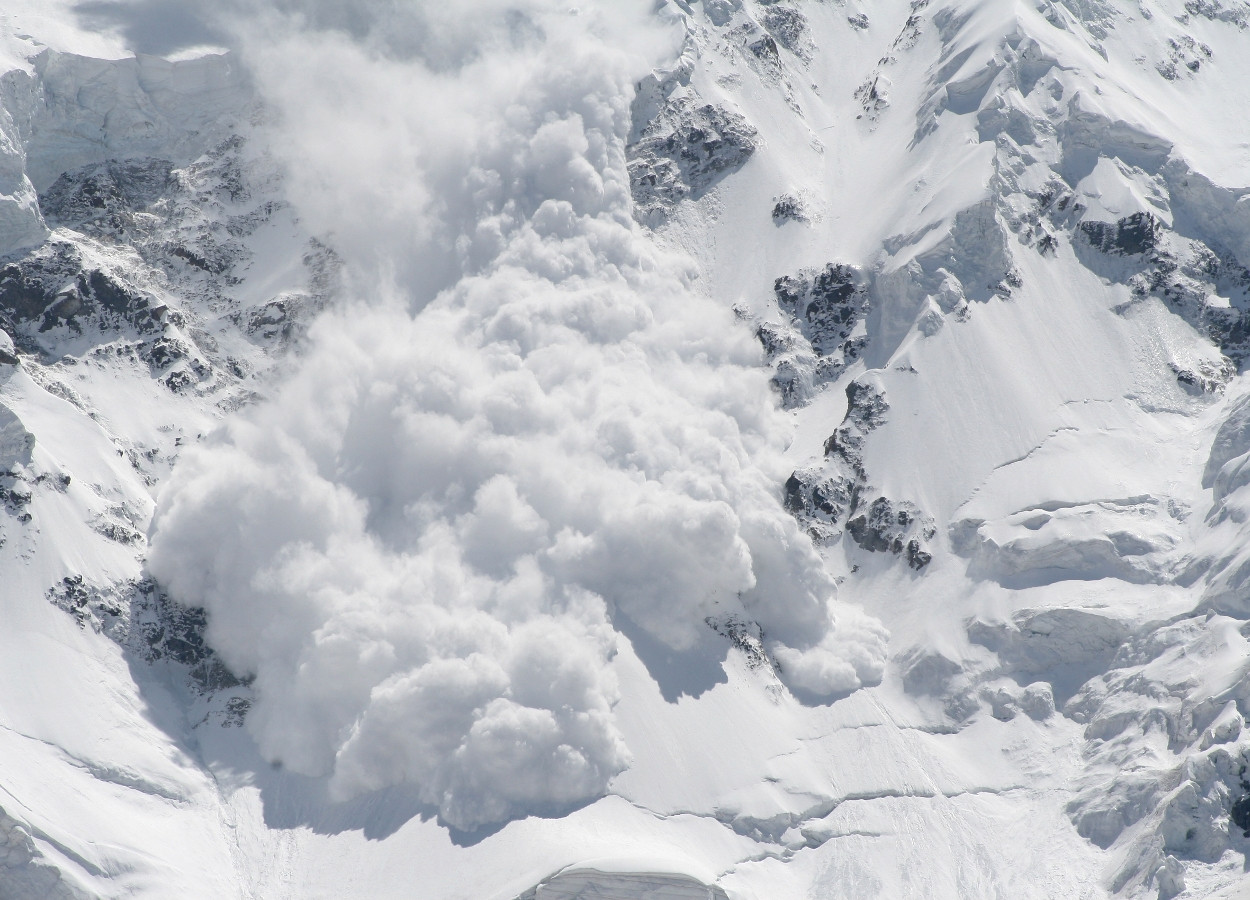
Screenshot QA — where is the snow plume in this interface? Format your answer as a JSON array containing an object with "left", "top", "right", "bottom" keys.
[{"left": 147, "top": 0, "right": 888, "bottom": 830}]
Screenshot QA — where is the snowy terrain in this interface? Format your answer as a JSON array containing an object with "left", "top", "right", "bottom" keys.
[{"left": 3, "top": 0, "right": 1250, "bottom": 897}]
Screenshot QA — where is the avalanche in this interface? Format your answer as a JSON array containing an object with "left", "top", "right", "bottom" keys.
[{"left": 2, "top": 0, "right": 1250, "bottom": 898}]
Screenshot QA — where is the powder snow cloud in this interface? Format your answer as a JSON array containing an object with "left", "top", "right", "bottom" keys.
[{"left": 146, "top": 0, "right": 888, "bottom": 830}]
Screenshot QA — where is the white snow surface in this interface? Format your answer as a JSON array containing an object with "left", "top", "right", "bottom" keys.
[{"left": 3, "top": 0, "right": 1250, "bottom": 898}]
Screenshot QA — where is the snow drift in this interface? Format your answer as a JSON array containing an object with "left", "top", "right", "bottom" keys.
[{"left": 146, "top": 0, "right": 887, "bottom": 830}]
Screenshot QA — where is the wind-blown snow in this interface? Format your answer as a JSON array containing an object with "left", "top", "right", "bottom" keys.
[{"left": 146, "top": 0, "right": 887, "bottom": 830}]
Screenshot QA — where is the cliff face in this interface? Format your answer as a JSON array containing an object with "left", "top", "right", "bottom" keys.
[{"left": 4, "top": 2, "right": 1250, "bottom": 898}]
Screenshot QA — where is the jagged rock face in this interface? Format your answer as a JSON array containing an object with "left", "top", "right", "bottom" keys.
[
  {"left": 756, "top": 263, "right": 870, "bottom": 408},
  {"left": 783, "top": 468, "right": 852, "bottom": 544},
  {"left": 50, "top": 575, "right": 248, "bottom": 703},
  {"left": 775, "top": 264, "right": 868, "bottom": 361},
  {"left": 845, "top": 497, "right": 935, "bottom": 569},
  {"left": 760, "top": 6, "right": 812, "bottom": 60},
  {"left": 1, "top": 249, "right": 167, "bottom": 337},
  {"left": 1078, "top": 211, "right": 1163, "bottom": 258},
  {"left": 1063, "top": 183, "right": 1250, "bottom": 371},
  {"left": 628, "top": 97, "right": 757, "bottom": 226},
  {"left": 791, "top": 377, "right": 891, "bottom": 542},
  {"left": 779, "top": 375, "right": 936, "bottom": 566},
  {"left": 0, "top": 136, "right": 334, "bottom": 399}
]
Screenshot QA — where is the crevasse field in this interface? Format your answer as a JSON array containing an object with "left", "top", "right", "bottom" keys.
[{"left": 3, "top": 1, "right": 1250, "bottom": 898}]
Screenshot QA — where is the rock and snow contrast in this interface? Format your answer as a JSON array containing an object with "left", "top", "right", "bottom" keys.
[{"left": 3, "top": 0, "right": 1250, "bottom": 897}]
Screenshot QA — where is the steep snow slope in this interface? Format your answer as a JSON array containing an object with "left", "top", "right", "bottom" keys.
[
  {"left": 0, "top": 14, "right": 333, "bottom": 899},
  {"left": 4, "top": 1, "right": 1250, "bottom": 899},
  {"left": 656, "top": 1, "right": 1250, "bottom": 896}
]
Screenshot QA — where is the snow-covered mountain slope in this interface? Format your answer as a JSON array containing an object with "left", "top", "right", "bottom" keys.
[
  {"left": 4, "top": 0, "right": 1250, "bottom": 898},
  {"left": 0, "top": 14, "right": 334, "bottom": 899}
]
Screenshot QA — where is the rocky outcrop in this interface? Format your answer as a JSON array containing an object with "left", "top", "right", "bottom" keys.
[
  {"left": 760, "top": 6, "right": 812, "bottom": 61},
  {"left": 49, "top": 575, "right": 248, "bottom": 708},
  {"left": 775, "top": 263, "right": 870, "bottom": 360},
  {"left": 0, "top": 135, "right": 336, "bottom": 409},
  {"left": 758, "top": 263, "right": 870, "bottom": 408},
  {"left": 628, "top": 97, "right": 757, "bottom": 226},
  {"left": 1078, "top": 211, "right": 1163, "bottom": 257},
  {"left": 846, "top": 497, "right": 935, "bottom": 570},
  {"left": 781, "top": 377, "right": 935, "bottom": 567},
  {"left": 770, "top": 193, "right": 806, "bottom": 224}
]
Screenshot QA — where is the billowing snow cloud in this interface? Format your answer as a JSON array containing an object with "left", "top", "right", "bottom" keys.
[{"left": 147, "top": 0, "right": 888, "bottom": 830}]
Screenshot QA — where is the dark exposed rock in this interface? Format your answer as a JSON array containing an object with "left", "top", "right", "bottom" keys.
[
  {"left": 754, "top": 319, "right": 790, "bottom": 359},
  {"left": 1233, "top": 793, "right": 1250, "bottom": 837},
  {"left": 1131, "top": 245, "right": 1250, "bottom": 364},
  {"left": 48, "top": 576, "right": 247, "bottom": 696},
  {"left": 824, "top": 378, "right": 889, "bottom": 476},
  {"left": 1078, "top": 212, "right": 1162, "bottom": 256},
  {"left": 1172, "top": 358, "right": 1235, "bottom": 394},
  {"left": 759, "top": 264, "right": 870, "bottom": 405},
  {"left": 164, "top": 369, "right": 197, "bottom": 393},
  {"left": 40, "top": 146, "right": 262, "bottom": 293},
  {"left": 1157, "top": 35, "right": 1213, "bottom": 80},
  {"left": 779, "top": 377, "right": 937, "bottom": 565},
  {"left": 0, "top": 244, "right": 165, "bottom": 336},
  {"left": 748, "top": 34, "right": 779, "bottom": 62},
  {"left": 41, "top": 158, "right": 175, "bottom": 232},
  {"left": 142, "top": 336, "right": 189, "bottom": 371},
  {"left": 706, "top": 615, "right": 777, "bottom": 672},
  {"left": 628, "top": 98, "right": 758, "bottom": 225},
  {"left": 226, "top": 241, "right": 337, "bottom": 354},
  {"left": 755, "top": 320, "right": 851, "bottom": 410},
  {"left": 238, "top": 295, "right": 307, "bottom": 345},
  {"left": 783, "top": 468, "right": 854, "bottom": 544},
  {"left": 846, "top": 497, "right": 936, "bottom": 569},
  {"left": 1073, "top": 204, "right": 1250, "bottom": 366},
  {"left": 767, "top": 348, "right": 802, "bottom": 389},
  {"left": 0, "top": 479, "right": 32, "bottom": 516},
  {"left": 755, "top": 321, "right": 816, "bottom": 408},
  {"left": 1183, "top": 0, "right": 1249, "bottom": 27},
  {"left": 771, "top": 194, "right": 807, "bottom": 224},
  {"left": 775, "top": 263, "right": 868, "bottom": 357},
  {"left": 0, "top": 259, "right": 64, "bottom": 321},
  {"left": 169, "top": 243, "right": 227, "bottom": 274},
  {"left": 762, "top": 7, "right": 810, "bottom": 59},
  {"left": 94, "top": 520, "right": 144, "bottom": 545},
  {"left": 855, "top": 76, "right": 890, "bottom": 120},
  {"left": 784, "top": 380, "right": 883, "bottom": 540},
  {"left": 0, "top": 140, "right": 332, "bottom": 414}
]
